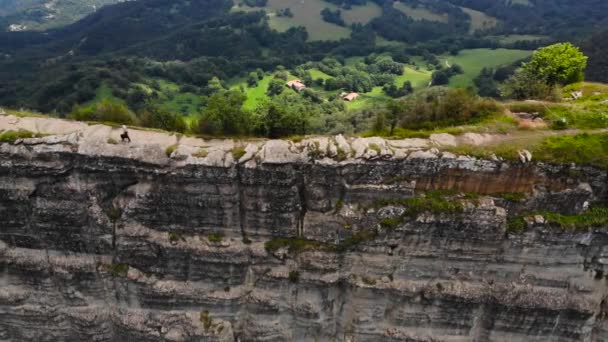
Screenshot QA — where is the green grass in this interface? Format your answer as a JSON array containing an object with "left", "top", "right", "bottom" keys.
[
  {"left": 264, "top": 238, "right": 330, "bottom": 253},
  {"left": 342, "top": 2, "right": 382, "bottom": 25},
  {"left": 0, "top": 130, "right": 44, "bottom": 143},
  {"left": 448, "top": 132, "right": 608, "bottom": 169},
  {"left": 542, "top": 207, "right": 608, "bottom": 230},
  {"left": 231, "top": 146, "right": 247, "bottom": 160},
  {"left": 507, "top": 216, "right": 526, "bottom": 234},
  {"left": 345, "top": 86, "right": 389, "bottom": 110},
  {"left": 395, "top": 66, "right": 433, "bottom": 90},
  {"left": 235, "top": 75, "right": 272, "bottom": 111},
  {"left": 208, "top": 233, "right": 223, "bottom": 243},
  {"left": 498, "top": 192, "right": 527, "bottom": 202},
  {"left": 372, "top": 191, "right": 464, "bottom": 218},
  {"left": 234, "top": 0, "right": 355, "bottom": 41},
  {"left": 4, "top": 108, "right": 48, "bottom": 118},
  {"left": 534, "top": 133, "right": 608, "bottom": 169},
  {"left": 166, "top": 144, "right": 178, "bottom": 157},
  {"left": 491, "top": 34, "right": 549, "bottom": 44},
  {"left": 308, "top": 68, "right": 332, "bottom": 80},
  {"left": 444, "top": 48, "right": 532, "bottom": 88},
  {"left": 157, "top": 92, "right": 204, "bottom": 117},
  {"left": 393, "top": 3, "right": 448, "bottom": 23},
  {"left": 509, "top": 207, "right": 608, "bottom": 234},
  {"left": 90, "top": 83, "right": 126, "bottom": 105},
  {"left": 460, "top": 7, "right": 499, "bottom": 33},
  {"left": 107, "top": 263, "right": 129, "bottom": 277}
]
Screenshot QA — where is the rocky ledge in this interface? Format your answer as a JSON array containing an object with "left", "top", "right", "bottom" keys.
[{"left": 0, "top": 115, "right": 607, "bottom": 341}]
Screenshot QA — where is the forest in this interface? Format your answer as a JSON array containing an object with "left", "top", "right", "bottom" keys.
[{"left": 0, "top": 0, "right": 605, "bottom": 138}]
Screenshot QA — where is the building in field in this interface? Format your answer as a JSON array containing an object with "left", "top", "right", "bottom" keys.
[
  {"left": 342, "top": 92, "right": 360, "bottom": 101},
  {"left": 286, "top": 79, "right": 306, "bottom": 92}
]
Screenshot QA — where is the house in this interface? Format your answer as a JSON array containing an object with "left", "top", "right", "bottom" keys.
[
  {"left": 286, "top": 79, "right": 306, "bottom": 92},
  {"left": 342, "top": 92, "right": 360, "bottom": 101}
]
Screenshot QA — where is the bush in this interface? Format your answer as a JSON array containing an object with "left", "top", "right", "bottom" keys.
[
  {"left": 231, "top": 147, "right": 246, "bottom": 160},
  {"left": 288, "top": 270, "right": 300, "bottom": 283},
  {"left": 542, "top": 207, "right": 608, "bottom": 229},
  {"left": 0, "top": 130, "right": 42, "bottom": 143},
  {"left": 139, "top": 108, "right": 187, "bottom": 133},
  {"left": 193, "top": 149, "right": 209, "bottom": 158},
  {"left": 69, "top": 100, "right": 138, "bottom": 125},
  {"left": 208, "top": 233, "right": 223, "bottom": 243},
  {"left": 107, "top": 263, "right": 129, "bottom": 277},
  {"left": 399, "top": 88, "right": 500, "bottom": 129},
  {"left": 165, "top": 144, "right": 178, "bottom": 157},
  {"left": 533, "top": 133, "right": 608, "bottom": 169}
]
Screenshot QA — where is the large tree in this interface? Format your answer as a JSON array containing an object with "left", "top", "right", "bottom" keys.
[
  {"left": 521, "top": 43, "right": 588, "bottom": 86},
  {"left": 502, "top": 43, "right": 588, "bottom": 99}
]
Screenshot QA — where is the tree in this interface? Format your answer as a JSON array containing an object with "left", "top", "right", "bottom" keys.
[
  {"left": 206, "top": 76, "right": 225, "bottom": 94},
  {"left": 521, "top": 43, "right": 587, "bottom": 86},
  {"left": 247, "top": 72, "right": 259, "bottom": 87},
  {"left": 385, "top": 99, "right": 406, "bottom": 136},
  {"left": 267, "top": 79, "right": 285, "bottom": 96},
  {"left": 197, "top": 91, "right": 249, "bottom": 135},
  {"left": 139, "top": 107, "right": 187, "bottom": 132}
]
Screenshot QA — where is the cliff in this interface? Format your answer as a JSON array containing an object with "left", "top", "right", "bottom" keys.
[{"left": 0, "top": 115, "right": 607, "bottom": 341}]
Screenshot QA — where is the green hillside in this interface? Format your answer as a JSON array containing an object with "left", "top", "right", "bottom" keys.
[
  {"left": 445, "top": 49, "right": 532, "bottom": 88},
  {"left": 233, "top": 0, "right": 381, "bottom": 41},
  {"left": 0, "top": 0, "right": 120, "bottom": 31}
]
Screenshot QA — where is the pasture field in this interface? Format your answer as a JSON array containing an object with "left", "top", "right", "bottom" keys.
[
  {"left": 234, "top": 0, "right": 381, "bottom": 41},
  {"left": 395, "top": 66, "right": 433, "bottom": 90},
  {"left": 492, "top": 34, "right": 549, "bottom": 44},
  {"left": 393, "top": 2, "right": 448, "bottom": 22},
  {"left": 342, "top": 2, "right": 382, "bottom": 25},
  {"left": 460, "top": 7, "right": 499, "bottom": 33},
  {"left": 444, "top": 48, "right": 532, "bottom": 88}
]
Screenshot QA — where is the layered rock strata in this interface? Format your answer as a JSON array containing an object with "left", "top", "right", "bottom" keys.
[{"left": 0, "top": 116, "right": 607, "bottom": 341}]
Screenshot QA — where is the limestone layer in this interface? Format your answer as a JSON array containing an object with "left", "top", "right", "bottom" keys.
[{"left": 0, "top": 121, "right": 607, "bottom": 341}]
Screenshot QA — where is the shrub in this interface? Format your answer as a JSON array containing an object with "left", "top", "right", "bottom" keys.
[
  {"left": 498, "top": 192, "right": 526, "bottom": 202},
  {"left": 108, "top": 263, "right": 129, "bottom": 277},
  {"left": 107, "top": 138, "right": 119, "bottom": 145},
  {"left": 507, "top": 216, "right": 526, "bottom": 234},
  {"left": 361, "top": 276, "right": 377, "bottom": 285},
  {"left": 208, "top": 233, "right": 223, "bottom": 243},
  {"left": 193, "top": 149, "right": 209, "bottom": 158},
  {"left": 69, "top": 100, "right": 138, "bottom": 125},
  {"left": 138, "top": 107, "right": 187, "bottom": 133},
  {"left": 0, "top": 130, "right": 42, "bottom": 143},
  {"left": 288, "top": 270, "right": 300, "bottom": 283},
  {"left": 542, "top": 207, "right": 608, "bottom": 230},
  {"left": 200, "top": 311, "right": 213, "bottom": 331},
  {"left": 335, "top": 147, "right": 348, "bottom": 161},
  {"left": 165, "top": 144, "right": 178, "bottom": 157},
  {"left": 379, "top": 217, "right": 402, "bottom": 229},
  {"left": 265, "top": 238, "right": 328, "bottom": 253},
  {"left": 231, "top": 147, "right": 246, "bottom": 161},
  {"left": 368, "top": 143, "right": 381, "bottom": 154},
  {"left": 107, "top": 206, "right": 123, "bottom": 222},
  {"left": 334, "top": 200, "right": 344, "bottom": 211},
  {"left": 533, "top": 133, "right": 608, "bottom": 169},
  {"left": 168, "top": 232, "right": 183, "bottom": 243}
]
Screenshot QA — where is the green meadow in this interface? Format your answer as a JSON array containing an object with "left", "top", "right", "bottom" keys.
[{"left": 444, "top": 48, "right": 532, "bottom": 88}]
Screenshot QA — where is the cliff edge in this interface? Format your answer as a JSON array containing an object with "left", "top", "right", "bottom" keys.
[{"left": 0, "top": 114, "right": 607, "bottom": 341}]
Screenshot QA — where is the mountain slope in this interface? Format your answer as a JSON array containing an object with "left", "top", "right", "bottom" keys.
[
  {"left": 0, "top": 0, "right": 122, "bottom": 31},
  {"left": 583, "top": 29, "right": 608, "bottom": 83}
]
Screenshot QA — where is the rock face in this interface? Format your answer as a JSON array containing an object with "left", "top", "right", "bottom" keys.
[{"left": 0, "top": 124, "right": 607, "bottom": 341}]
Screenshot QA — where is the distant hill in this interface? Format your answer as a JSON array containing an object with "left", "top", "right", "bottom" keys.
[
  {"left": 0, "top": 0, "right": 122, "bottom": 31},
  {"left": 583, "top": 29, "right": 608, "bottom": 83},
  {"left": 0, "top": 0, "right": 606, "bottom": 115}
]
